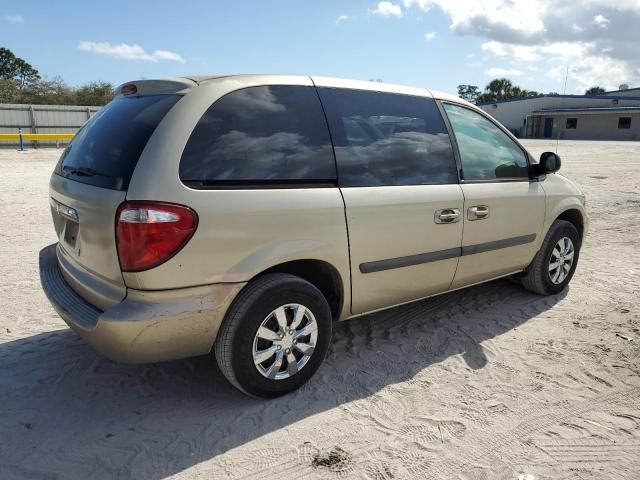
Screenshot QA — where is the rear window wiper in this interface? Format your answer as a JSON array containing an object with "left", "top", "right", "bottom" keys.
[{"left": 62, "top": 166, "right": 107, "bottom": 177}]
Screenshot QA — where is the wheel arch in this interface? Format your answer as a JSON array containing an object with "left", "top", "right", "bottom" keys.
[
  {"left": 255, "top": 259, "right": 345, "bottom": 320},
  {"left": 555, "top": 208, "right": 585, "bottom": 242}
]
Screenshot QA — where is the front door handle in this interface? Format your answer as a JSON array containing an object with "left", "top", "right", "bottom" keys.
[
  {"left": 468, "top": 205, "right": 489, "bottom": 220},
  {"left": 435, "top": 208, "right": 460, "bottom": 224}
]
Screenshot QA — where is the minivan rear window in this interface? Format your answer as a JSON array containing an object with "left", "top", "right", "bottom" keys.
[{"left": 54, "top": 94, "right": 181, "bottom": 190}]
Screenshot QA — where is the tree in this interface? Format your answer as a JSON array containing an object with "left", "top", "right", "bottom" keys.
[
  {"left": 0, "top": 47, "right": 40, "bottom": 89},
  {"left": 474, "top": 78, "right": 539, "bottom": 104},
  {"left": 19, "top": 76, "right": 74, "bottom": 105},
  {"left": 585, "top": 86, "right": 606, "bottom": 95},
  {"left": 0, "top": 47, "right": 17, "bottom": 78},
  {"left": 0, "top": 78, "right": 19, "bottom": 103},
  {"left": 486, "top": 78, "right": 514, "bottom": 99},
  {"left": 75, "top": 81, "right": 114, "bottom": 106},
  {"left": 13, "top": 58, "right": 40, "bottom": 89},
  {"left": 457, "top": 84, "right": 481, "bottom": 103},
  {"left": 0, "top": 47, "right": 114, "bottom": 105}
]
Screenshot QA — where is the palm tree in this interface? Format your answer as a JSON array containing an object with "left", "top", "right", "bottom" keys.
[
  {"left": 486, "top": 78, "right": 514, "bottom": 100},
  {"left": 585, "top": 86, "right": 606, "bottom": 95},
  {"left": 475, "top": 79, "right": 539, "bottom": 104}
]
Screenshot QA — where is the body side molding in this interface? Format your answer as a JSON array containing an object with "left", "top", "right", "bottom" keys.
[{"left": 359, "top": 234, "right": 536, "bottom": 274}]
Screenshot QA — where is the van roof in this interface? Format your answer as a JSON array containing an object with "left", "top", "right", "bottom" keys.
[{"left": 116, "top": 74, "right": 473, "bottom": 107}]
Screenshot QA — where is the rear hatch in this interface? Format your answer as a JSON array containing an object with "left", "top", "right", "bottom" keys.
[{"left": 49, "top": 86, "right": 183, "bottom": 310}]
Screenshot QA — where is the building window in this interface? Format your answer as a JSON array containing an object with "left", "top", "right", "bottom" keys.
[
  {"left": 618, "top": 117, "right": 632, "bottom": 129},
  {"left": 566, "top": 118, "right": 578, "bottom": 129}
]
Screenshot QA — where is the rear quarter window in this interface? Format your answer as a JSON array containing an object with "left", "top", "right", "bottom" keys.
[
  {"left": 179, "top": 85, "right": 336, "bottom": 186},
  {"left": 55, "top": 94, "right": 181, "bottom": 190}
]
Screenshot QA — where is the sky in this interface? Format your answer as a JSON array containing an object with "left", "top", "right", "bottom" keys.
[{"left": 2, "top": 0, "right": 639, "bottom": 95}]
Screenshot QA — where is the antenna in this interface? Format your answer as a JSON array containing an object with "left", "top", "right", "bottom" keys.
[{"left": 556, "top": 64, "right": 569, "bottom": 153}]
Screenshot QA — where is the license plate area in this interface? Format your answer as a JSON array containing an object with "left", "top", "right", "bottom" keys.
[
  {"left": 63, "top": 219, "right": 79, "bottom": 247},
  {"left": 50, "top": 197, "right": 80, "bottom": 249}
]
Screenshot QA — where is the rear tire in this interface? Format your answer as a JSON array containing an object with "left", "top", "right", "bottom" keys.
[
  {"left": 520, "top": 220, "right": 581, "bottom": 295},
  {"left": 215, "top": 273, "right": 332, "bottom": 397}
]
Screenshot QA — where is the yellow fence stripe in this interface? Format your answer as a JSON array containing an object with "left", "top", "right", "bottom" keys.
[{"left": 0, "top": 133, "right": 75, "bottom": 141}]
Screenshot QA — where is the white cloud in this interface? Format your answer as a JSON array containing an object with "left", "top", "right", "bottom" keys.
[
  {"left": 151, "top": 50, "right": 185, "bottom": 62},
  {"left": 78, "top": 41, "right": 185, "bottom": 63},
  {"left": 336, "top": 15, "right": 349, "bottom": 24},
  {"left": 4, "top": 14, "right": 24, "bottom": 24},
  {"left": 487, "top": 67, "right": 523, "bottom": 76},
  {"left": 482, "top": 40, "right": 594, "bottom": 61},
  {"left": 540, "top": 41, "right": 594, "bottom": 58},
  {"left": 424, "top": 31, "right": 437, "bottom": 40},
  {"left": 482, "top": 40, "right": 594, "bottom": 66},
  {"left": 372, "top": 1, "right": 403, "bottom": 17},
  {"left": 403, "top": 0, "right": 546, "bottom": 39},
  {"left": 482, "top": 41, "right": 539, "bottom": 61},
  {"left": 548, "top": 55, "right": 633, "bottom": 91},
  {"left": 397, "top": 0, "right": 640, "bottom": 90},
  {"left": 593, "top": 14, "right": 610, "bottom": 28}
]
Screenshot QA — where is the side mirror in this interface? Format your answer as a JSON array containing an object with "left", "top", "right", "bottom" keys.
[{"left": 538, "top": 151, "right": 561, "bottom": 174}]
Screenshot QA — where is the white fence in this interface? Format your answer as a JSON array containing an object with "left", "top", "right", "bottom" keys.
[{"left": 0, "top": 103, "right": 101, "bottom": 146}]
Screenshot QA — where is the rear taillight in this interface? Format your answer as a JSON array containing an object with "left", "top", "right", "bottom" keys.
[{"left": 116, "top": 201, "right": 198, "bottom": 272}]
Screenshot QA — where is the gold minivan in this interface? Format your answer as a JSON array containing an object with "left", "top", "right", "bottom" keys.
[{"left": 40, "top": 75, "right": 587, "bottom": 397}]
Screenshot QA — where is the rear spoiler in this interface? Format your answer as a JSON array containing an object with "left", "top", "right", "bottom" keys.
[{"left": 114, "top": 78, "right": 196, "bottom": 97}]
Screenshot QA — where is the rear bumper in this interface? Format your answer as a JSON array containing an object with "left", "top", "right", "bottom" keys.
[{"left": 39, "top": 243, "right": 245, "bottom": 363}]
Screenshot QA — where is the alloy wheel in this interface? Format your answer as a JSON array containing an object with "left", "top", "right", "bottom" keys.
[
  {"left": 252, "top": 304, "right": 318, "bottom": 380},
  {"left": 549, "top": 236, "right": 575, "bottom": 285}
]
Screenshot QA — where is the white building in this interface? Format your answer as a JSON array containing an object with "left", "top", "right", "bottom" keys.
[{"left": 478, "top": 87, "right": 640, "bottom": 140}]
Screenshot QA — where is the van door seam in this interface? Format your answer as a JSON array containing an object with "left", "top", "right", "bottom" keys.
[{"left": 309, "top": 76, "right": 353, "bottom": 316}]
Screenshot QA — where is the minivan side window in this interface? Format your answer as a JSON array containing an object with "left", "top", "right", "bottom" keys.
[
  {"left": 179, "top": 86, "right": 336, "bottom": 185},
  {"left": 443, "top": 103, "right": 529, "bottom": 181},
  {"left": 317, "top": 88, "right": 458, "bottom": 187}
]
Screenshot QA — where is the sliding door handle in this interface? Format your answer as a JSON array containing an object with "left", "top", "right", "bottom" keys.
[
  {"left": 468, "top": 205, "right": 489, "bottom": 220},
  {"left": 435, "top": 208, "right": 460, "bottom": 224}
]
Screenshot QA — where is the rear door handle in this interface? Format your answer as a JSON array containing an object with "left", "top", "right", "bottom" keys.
[
  {"left": 468, "top": 205, "right": 489, "bottom": 220},
  {"left": 435, "top": 208, "right": 460, "bottom": 224}
]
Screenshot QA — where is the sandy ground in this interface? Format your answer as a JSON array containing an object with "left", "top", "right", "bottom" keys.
[{"left": 0, "top": 140, "right": 639, "bottom": 480}]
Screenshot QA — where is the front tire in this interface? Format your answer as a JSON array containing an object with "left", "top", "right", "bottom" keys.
[
  {"left": 215, "top": 274, "right": 332, "bottom": 397},
  {"left": 520, "top": 220, "right": 581, "bottom": 295}
]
